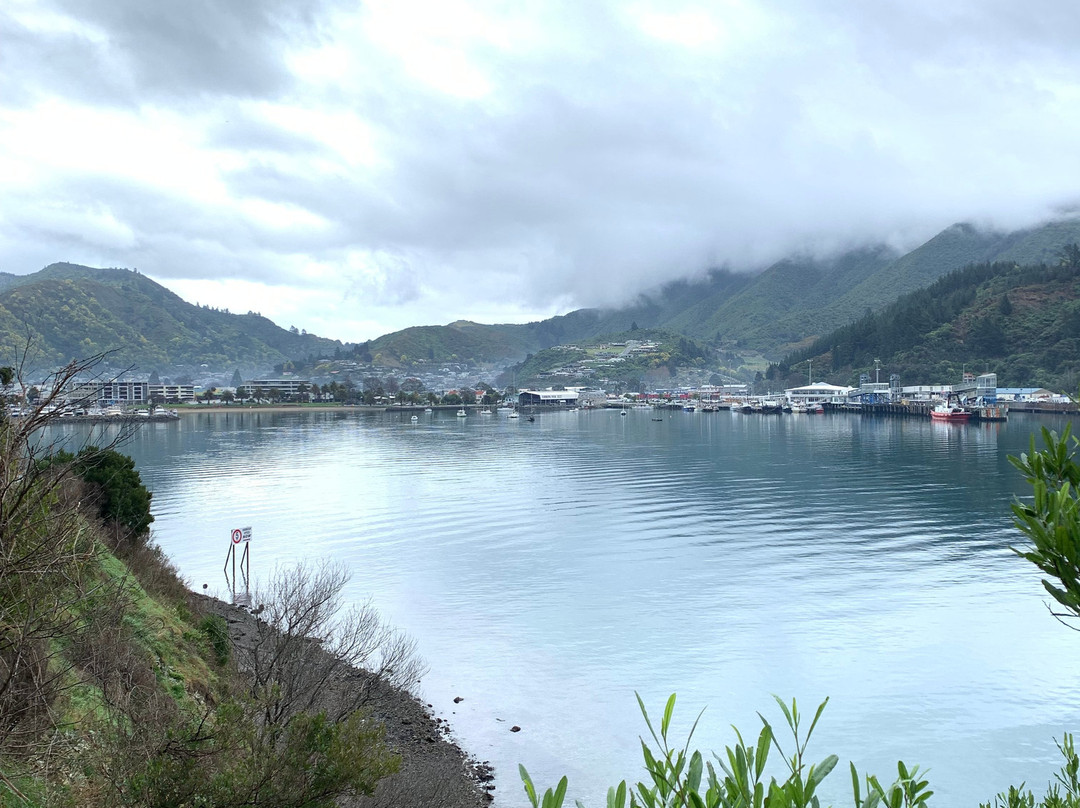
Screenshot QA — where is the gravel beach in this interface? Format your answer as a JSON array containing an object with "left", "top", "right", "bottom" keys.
[{"left": 197, "top": 595, "right": 495, "bottom": 808}]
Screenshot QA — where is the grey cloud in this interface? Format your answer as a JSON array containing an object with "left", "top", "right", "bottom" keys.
[
  {"left": 3, "top": 173, "right": 323, "bottom": 286},
  {"left": 0, "top": 10, "right": 121, "bottom": 107},
  {"left": 7, "top": 0, "right": 1080, "bottom": 337},
  {"left": 7, "top": 0, "right": 338, "bottom": 106}
]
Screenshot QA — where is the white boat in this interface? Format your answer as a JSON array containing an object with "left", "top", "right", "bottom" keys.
[
  {"left": 410, "top": 415, "right": 419, "bottom": 422},
  {"left": 508, "top": 410, "right": 520, "bottom": 419},
  {"left": 424, "top": 407, "right": 433, "bottom": 413},
  {"left": 480, "top": 409, "right": 493, "bottom": 415},
  {"left": 456, "top": 409, "right": 467, "bottom": 417},
  {"left": 620, "top": 409, "right": 628, "bottom": 416}
]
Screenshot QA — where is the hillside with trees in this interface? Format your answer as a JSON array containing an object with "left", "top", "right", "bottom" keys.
[
  {"left": 13, "top": 218, "right": 1080, "bottom": 384},
  {"left": 0, "top": 263, "right": 348, "bottom": 378},
  {"left": 770, "top": 251, "right": 1080, "bottom": 391},
  {"left": 364, "top": 217, "right": 1080, "bottom": 368}
]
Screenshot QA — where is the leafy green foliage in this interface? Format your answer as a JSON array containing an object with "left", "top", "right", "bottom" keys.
[
  {"left": 980, "top": 735, "right": 1080, "bottom": 808},
  {"left": 520, "top": 694, "right": 930, "bottom": 808},
  {"left": 1010, "top": 423, "right": 1080, "bottom": 622},
  {"left": 45, "top": 446, "right": 154, "bottom": 543},
  {"left": 120, "top": 701, "right": 397, "bottom": 808}
]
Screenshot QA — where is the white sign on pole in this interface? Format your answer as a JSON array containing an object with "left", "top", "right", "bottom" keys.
[
  {"left": 241, "top": 526, "right": 252, "bottom": 542},
  {"left": 230, "top": 528, "right": 243, "bottom": 544}
]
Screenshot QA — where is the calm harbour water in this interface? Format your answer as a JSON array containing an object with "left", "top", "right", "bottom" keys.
[{"left": 54, "top": 408, "right": 1080, "bottom": 806}]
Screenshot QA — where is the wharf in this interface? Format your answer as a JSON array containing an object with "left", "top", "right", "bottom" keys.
[
  {"left": 823, "top": 402, "right": 931, "bottom": 418},
  {"left": 822, "top": 401, "right": 1007, "bottom": 422},
  {"left": 1008, "top": 403, "right": 1080, "bottom": 415}
]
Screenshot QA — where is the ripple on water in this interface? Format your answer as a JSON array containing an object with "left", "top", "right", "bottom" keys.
[{"left": 53, "top": 410, "right": 1080, "bottom": 808}]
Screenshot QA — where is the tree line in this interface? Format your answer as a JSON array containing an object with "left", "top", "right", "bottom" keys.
[{"left": 767, "top": 250, "right": 1080, "bottom": 391}]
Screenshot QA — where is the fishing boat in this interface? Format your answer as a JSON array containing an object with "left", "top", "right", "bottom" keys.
[{"left": 930, "top": 403, "right": 970, "bottom": 422}]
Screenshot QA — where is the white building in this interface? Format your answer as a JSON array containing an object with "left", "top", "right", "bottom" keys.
[
  {"left": 149, "top": 384, "right": 196, "bottom": 402},
  {"left": 67, "top": 380, "right": 149, "bottom": 406},
  {"left": 784, "top": 382, "right": 853, "bottom": 405},
  {"left": 518, "top": 388, "right": 580, "bottom": 407}
]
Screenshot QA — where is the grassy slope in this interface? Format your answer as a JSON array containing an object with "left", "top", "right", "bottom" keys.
[{"left": 0, "top": 540, "right": 224, "bottom": 807}]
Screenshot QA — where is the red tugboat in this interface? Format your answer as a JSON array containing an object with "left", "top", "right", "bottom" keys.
[{"left": 930, "top": 394, "right": 970, "bottom": 422}]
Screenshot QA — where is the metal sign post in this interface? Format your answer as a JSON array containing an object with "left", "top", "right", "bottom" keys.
[{"left": 224, "top": 526, "right": 252, "bottom": 605}]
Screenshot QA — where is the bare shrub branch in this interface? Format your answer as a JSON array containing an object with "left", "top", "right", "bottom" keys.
[{"left": 240, "top": 561, "right": 427, "bottom": 726}]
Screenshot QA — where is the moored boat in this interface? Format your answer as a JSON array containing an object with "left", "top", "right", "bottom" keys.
[{"left": 930, "top": 403, "right": 970, "bottom": 422}]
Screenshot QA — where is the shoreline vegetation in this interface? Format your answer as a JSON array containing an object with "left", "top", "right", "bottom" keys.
[
  {"left": 0, "top": 356, "right": 491, "bottom": 807},
  {"left": 198, "top": 594, "right": 492, "bottom": 808}
]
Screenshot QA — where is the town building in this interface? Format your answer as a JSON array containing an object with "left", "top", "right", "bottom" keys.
[
  {"left": 149, "top": 384, "right": 196, "bottom": 403},
  {"left": 518, "top": 388, "right": 580, "bottom": 407},
  {"left": 783, "top": 382, "right": 853, "bottom": 405},
  {"left": 237, "top": 379, "right": 311, "bottom": 399},
  {"left": 66, "top": 380, "right": 149, "bottom": 406}
]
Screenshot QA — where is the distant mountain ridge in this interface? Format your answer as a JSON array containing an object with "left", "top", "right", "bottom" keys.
[
  {"left": 13, "top": 217, "right": 1080, "bottom": 380},
  {"left": 0, "top": 263, "right": 347, "bottom": 377},
  {"left": 365, "top": 217, "right": 1080, "bottom": 365}
]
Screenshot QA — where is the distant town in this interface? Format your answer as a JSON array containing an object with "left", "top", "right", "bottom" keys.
[{"left": 13, "top": 370, "right": 1073, "bottom": 423}]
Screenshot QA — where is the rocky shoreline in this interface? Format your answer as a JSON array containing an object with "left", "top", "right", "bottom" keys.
[{"left": 197, "top": 595, "right": 495, "bottom": 808}]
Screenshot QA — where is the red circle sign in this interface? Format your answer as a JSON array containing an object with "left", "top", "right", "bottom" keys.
[{"left": 231, "top": 528, "right": 243, "bottom": 544}]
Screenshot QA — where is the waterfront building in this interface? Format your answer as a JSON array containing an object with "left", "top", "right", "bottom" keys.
[
  {"left": 148, "top": 384, "right": 196, "bottom": 403},
  {"left": 570, "top": 387, "right": 608, "bottom": 407},
  {"left": 237, "top": 379, "right": 311, "bottom": 399},
  {"left": 518, "top": 388, "right": 580, "bottom": 407},
  {"left": 953, "top": 373, "right": 999, "bottom": 404},
  {"left": 66, "top": 380, "right": 149, "bottom": 406},
  {"left": 783, "top": 381, "right": 853, "bottom": 406},
  {"left": 997, "top": 387, "right": 1061, "bottom": 402}
]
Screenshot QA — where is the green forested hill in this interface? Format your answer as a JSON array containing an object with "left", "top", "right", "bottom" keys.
[
  {"left": 17, "top": 218, "right": 1080, "bottom": 379},
  {"left": 0, "top": 263, "right": 346, "bottom": 375},
  {"left": 776, "top": 257, "right": 1080, "bottom": 390},
  {"left": 365, "top": 217, "right": 1080, "bottom": 366}
]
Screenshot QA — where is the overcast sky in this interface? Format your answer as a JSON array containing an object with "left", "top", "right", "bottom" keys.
[{"left": 2, "top": 1, "right": 1079, "bottom": 342}]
